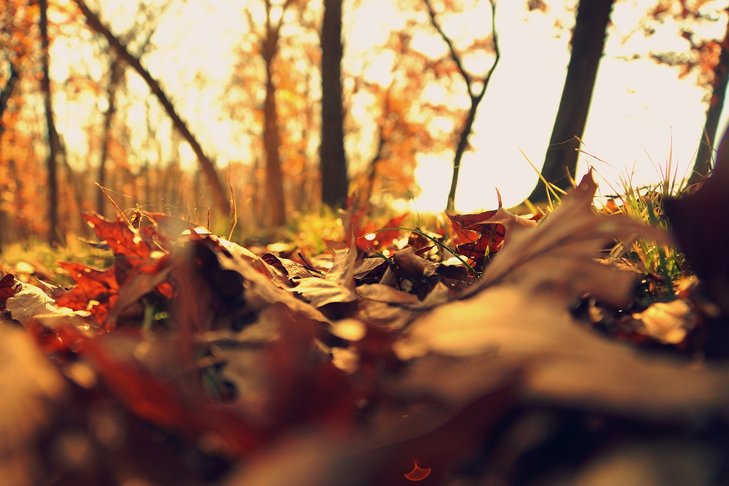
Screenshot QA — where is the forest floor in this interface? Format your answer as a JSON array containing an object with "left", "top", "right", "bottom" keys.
[{"left": 1, "top": 171, "right": 729, "bottom": 485}]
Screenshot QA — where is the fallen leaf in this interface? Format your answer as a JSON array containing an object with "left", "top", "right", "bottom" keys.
[
  {"left": 448, "top": 208, "right": 538, "bottom": 267},
  {"left": 399, "top": 285, "right": 729, "bottom": 422},
  {"left": 632, "top": 299, "right": 696, "bottom": 344},
  {"left": 463, "top": 171, "right": 672, "bottom": 307},
  {"left": 0, "top": 322, "right": 67, "bottom": 485},
  {"left": 0, "top": 273, "right": 20, "bottom": 309},
  {"left": 354, "top": 213, "right": 409, "bottom": 252},
  {"left": 55, "top": 262, "right": 119, "bottom": 326},
  {"left": 292, "top": 277, "right": 358, "bottom": 309},
  {"left": 664, "top": 138, "right": 729, "bottom": 314},
  {"left": 6, "top": 282, "right": 73, "bottom": 326}
]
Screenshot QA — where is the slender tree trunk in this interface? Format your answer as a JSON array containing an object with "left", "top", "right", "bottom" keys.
[
  {"left": 40, "top": 0, "right": 61, "bottom": 246},
  {"left": 97, "top": 58, "right": 123, "bottom": 216},
  {"left": 423, "top": 0, "right": 500, "bottom": 213},
  {"left": 527, "top": 0, "right": 614, "bottom": 203},
  {"left": 72, "top": 0, "right": 230, "bottom": 217},
  {"left": 690, "top": 15, "right": 729, "bottom": 185},
  {"left": 0, "top": 63, "right": 19, "bottom": 136},
  {"left": 446, "top": 99, "right": 481, "bottom": 212},
  {"left": 320, "top": 0, "right": 348, "bottom": 209},
  {"left": 58, "top": 135, "right": 85, "bottom": 232},
  {"left": 262, "top": 37, "right": 287, "bottom": 226}
]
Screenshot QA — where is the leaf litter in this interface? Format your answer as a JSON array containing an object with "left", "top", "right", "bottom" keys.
[{"left": 1, "top": 172, "right": 729, "bottom": 484}]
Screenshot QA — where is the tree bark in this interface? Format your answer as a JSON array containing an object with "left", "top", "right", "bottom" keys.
[
  {"left": 260, "top": 11, "right": 287, "bottom": 227},
  {"left": 0, "top": 62, "right": 19, "bottom": 133},
  {"left": 97, "top": 58, "right": 123, "bottom": 216},
  {"left": 39, "top": 0, "right": 61, "bottom": 247},
  {"left": 320, "top": 0, "right": 348, "bottom": 209},
  {"left": 690, "top": 15, "right": 729, "bottom": 185},
  {"left": 527, "top": 0, "right": 614, "bottom": 203},
  {"left": 72, "top": 0, "right": 230, "bottom": 217}
]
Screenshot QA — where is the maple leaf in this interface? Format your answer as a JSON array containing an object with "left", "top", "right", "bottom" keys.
[
  {"left": 55, "top": 262, "right": 119, "bottom": 326},
  {"left": 55, "top": 214, "right": 175, "bottom": 329},
  {"left": 447, "top": 208, "right": 537, "bottom": 267},
  {"left": 82, "top": 213, "right": 158, "bottom": 270},
  {"left": 354, "top": 213, "right": 409, "bottom": 252}
]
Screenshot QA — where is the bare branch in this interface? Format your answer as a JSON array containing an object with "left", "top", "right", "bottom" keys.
[
  {"left": 422, "top": 0, "right": 473, "bottom": 89},
  {"left": 71, "top": 0, "right": 230, "bottom": 216}
]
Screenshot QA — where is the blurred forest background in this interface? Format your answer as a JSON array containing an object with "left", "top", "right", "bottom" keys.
[{"left": 1, "top": 0, "right": 729, "bottom": 248}]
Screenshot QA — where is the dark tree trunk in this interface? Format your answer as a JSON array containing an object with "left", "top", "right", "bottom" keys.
[
  {"left": 72, "top": 0, "right": 230, "bottom": 217},
  {"left": 40, "top": 0, "right": 61, "bottom": 246},
  {"left": 97, "top": 59, "right": 123, "bottom": 216},
  {"left": 262, "top": 36, "right": 287, "bottom": 227},
  {"left": 527, "top": 0, "right": 615, "bottom": 203},
  {"left": 0, "top": 63, "right": 19, "bottom": 135},
  {"left": 320, "top": 0, "right": 348, "bottom": 209},
  {"left": 447, "top": 99, "right": 482, "bottom": 212},
  {"left": 690, "top": 16, "right": 729, "bottom": 185}
]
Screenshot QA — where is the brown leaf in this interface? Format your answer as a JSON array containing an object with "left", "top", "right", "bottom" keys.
[
  {"left": 200, "top": 236, "right": 332, "bottom": 326},
  {"left": 632, "top": 299, "right": 696, "bottom": 344},
  {"left": 399, "top": 286, "right": 729, "bottom": 422},
  {"left": 291, "top": 277, "right": 358, "bottom": 309},
  {"left": 0, "top": 322, "right": 67, "bottom": 485},
  {"left": 664, "top": 158, "right": 729, "bottom": 314},
  {"left": 356, "top": 283, "right": 421, "bottom": 330},
  {"left": 463, "top": 171, "right": 672, "bottom": 307},
  {"left": 393, "top": 247, "right": 439, "bottom": 278}
]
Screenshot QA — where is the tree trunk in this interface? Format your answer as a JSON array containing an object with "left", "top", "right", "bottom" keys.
[
  {"left": 262, "top": 37, "right": 287, "bottom": 227},
  {"left": 0, "top": 62, "right": 19, "bottom": 136},
  {"left": 40, "top": 0, "right": 61, "bottom": 247},
  {"left": 97, "top": 58, "right": 123, "bottom": 216},
  {"left": 320, "top": 0, "right": 348, "bottom": 209},
  {"left": 527, "top": 0, "right": 614, "bottom": 203},
  {"left": 447, "top": 99, "right": 481, "bottom": 212},
  {"left": 423, "top": 0, "right": 500, "bottom": 213},
  {"left": 72, "top": 0, "right": 230, "bottom": 217},
  {"left": 690, "top": 15, "right": 729, "bottom": 185}
]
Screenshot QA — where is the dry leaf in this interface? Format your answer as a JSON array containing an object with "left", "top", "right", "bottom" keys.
[
  {"left": 6, "top": 282, "right": 75, "bottom": 326},
  {"left": 0, "top": 322, "right": 67, "bottom": 485},
  {"left": 399, "top": 286, "right": 729, "bottom": 421},
  {"left": 462, "top": 171, "right": 672, "bottom": 307},
  {"left": 633, "top": 299, "right": 696, "bottom": 344}
]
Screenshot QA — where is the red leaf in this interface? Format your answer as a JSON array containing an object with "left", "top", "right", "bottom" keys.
[
  {"left": 56, "top": 262, "right": 119, "bottom": 325},
  {"left": 0, "top": 273, "right": 20, "bottom": 309},
  {"left": 82, "top": 213, "right": 160, "bottom": 270},
  {"left": 77, "top": 333, "right": 263, "bottom": 455},
  {"left": 355, "top": 214, "right": 409, "bottom": 252},
  {"left": 447, "top": 210, "right": 503, "bottom": 265}
]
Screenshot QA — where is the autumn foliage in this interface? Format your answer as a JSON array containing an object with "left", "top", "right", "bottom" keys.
[{"left": 1, "top": 171, "right": 729, "bottom": 484}]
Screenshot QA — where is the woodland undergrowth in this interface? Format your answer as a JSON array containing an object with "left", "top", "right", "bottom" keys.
[{"left": 1, "top": 171, "right": 728, "bottom": 485}]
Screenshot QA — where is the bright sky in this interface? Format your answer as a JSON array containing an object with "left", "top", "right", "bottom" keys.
[{"left": 50, "top": 0, "right": 729, "bottom": 213}]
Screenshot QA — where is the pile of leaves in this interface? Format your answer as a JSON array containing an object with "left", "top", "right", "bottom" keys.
[{"left": 2, "top": 171, "right": 729, "bottom": 485}]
